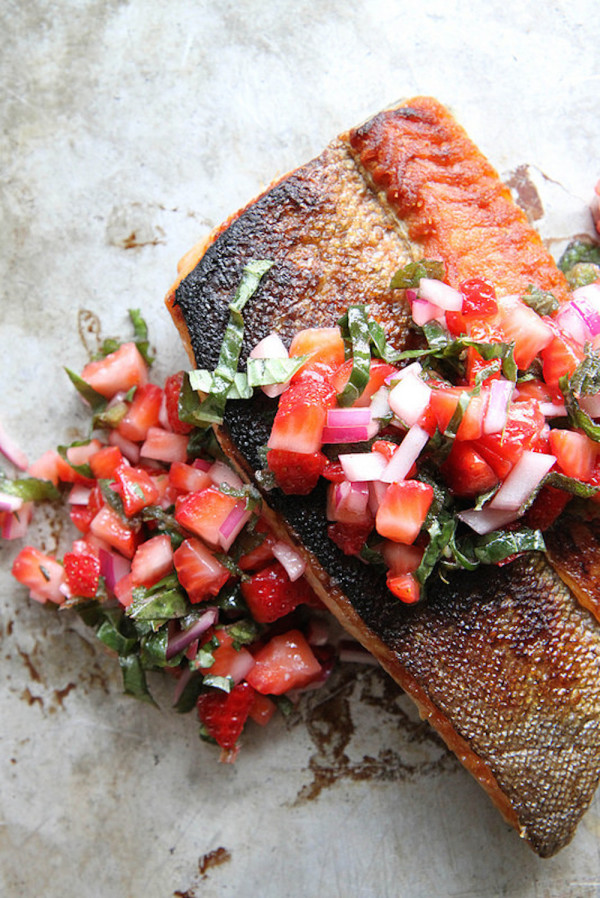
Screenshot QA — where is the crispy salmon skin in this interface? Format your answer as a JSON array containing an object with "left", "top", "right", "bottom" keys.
[{"left": 166, "top": 97, "right": 600, "bottom": 857}]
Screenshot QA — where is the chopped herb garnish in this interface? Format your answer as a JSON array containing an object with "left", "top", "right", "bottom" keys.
[
  {"left": 521, "top": 285, "right": 559, "bottom": 316},
  {"left": 336, "top": 305, "right": 374, "bottom": 406},
  {"left": 0, "top": 474, "right": 60, "bottom": 502},
  {"left": 390, "top": 259, "right": 445, "bottom": 289}
]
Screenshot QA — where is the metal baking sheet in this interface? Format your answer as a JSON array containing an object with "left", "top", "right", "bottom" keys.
[{"left": 2, "top": 2, "right": 600, "bottom": 895}]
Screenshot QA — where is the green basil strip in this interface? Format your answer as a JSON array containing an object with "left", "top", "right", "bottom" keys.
[
  {"left": 472, "top": 527, "right": 545, "bottom": 565},
  {"left": 415, "top": 515, "right": 456, "bottom": 586},
  {"left": 246, "top": 355, "right": 308, "bottom": 387},
  {"left": 192, "top": 259, "right": 273, "bottom": 425},
  {"left": 558, "top": 239, "right": 600, "bottom": 274},
  {"left": 128, "top": 308, "right": 154, "bottom": 366},
  {"left": 202, "top": 674, "right": 234, "bottom": 693},
  {"left": 390, "top": 259, "right": 445, "bottom": 289},
  {"left": 96, "top": 616, "right": 138, "bottom": 655},
  {"left": 189, "top": 369, "right": 253, "bottom": 400},
  {"left": 559, "top": 354, "right": 600, "bottom": 443},
  {"left": 336, "top": 305, "right": 373, "bottom": 406},
  {"left": 65, "top": 368, "right": 108, "bottom": 417},
  {"left": 544, "top": 471, "right": 599, "bottom": 499},
  {"left": 0, "top": 474, "right": 60, "bottom": 502},
  {"left": 119, "top": 653, "right": 156, "bottom": 704},
  {"left": 127, "top": 574, "right": 189, "bottom": 624},
  {"left": 521, "top": 285, "right": 559, "bottom": 316}
]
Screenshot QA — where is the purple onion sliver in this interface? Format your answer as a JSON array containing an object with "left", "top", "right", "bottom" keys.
[
  {"left": 0, "top": 491, "right": 23, "bottom": 513},
  {"left": 166, "top": 607, "right": 218, "bottom": 660},
  {"left": 0, "top": 419, "right": 28, "bottom": 470}
]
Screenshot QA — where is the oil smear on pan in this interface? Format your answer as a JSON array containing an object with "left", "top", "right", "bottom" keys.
[{"left": 293, "top": 664, "right": 458, "bottom": 803}]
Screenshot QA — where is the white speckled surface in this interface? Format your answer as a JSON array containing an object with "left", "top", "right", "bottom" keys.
[{"left": 2, "top": 2, "right": 600, "bottom": 896}]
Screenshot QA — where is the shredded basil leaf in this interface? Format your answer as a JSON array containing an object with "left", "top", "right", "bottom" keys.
[
  {"left": 544, "top": 471, "right": 599, "bottom": 498},
  {"left": 521, "top": 285, "right": 559, "bottom": 316},
  {"left": 128, "top": 574, "right": 189, "bottom": 624},
  {"left": 391, "top": 259, "right": 445, "bottom": 289},
  {"left": 0, "top": 474, "right": 60, "bottom": 502},
  {"left": 119, "top": 653, "right": 156, "bottom": 704},
  {"left": 246, "top": 355, "right": 308, "bottom": 388},
  {"left": 191, "top": 259, "right": 273, "bottom": 425},
  {"left": 64, "top": 368, "right": 108, "bottom": 421},
  {"left": 336, "top": 305, "right": 373, "bottom": 406},
  {"left": 558, "top": 239, "right": 600, "bottom": 275},
  {"left": 559, "top": 353, "right": 600, "bottom": 442},
  {"left": 471, "top": 527, "right": 546, "bottom": 564},
  {"left": 189, "top": 369, "right": 253, "bottom": 401},
  {"left": 202, "top": 674, "right": 234, "bottom": 693}
]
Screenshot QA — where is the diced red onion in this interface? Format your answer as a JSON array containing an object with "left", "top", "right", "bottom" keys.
[
  {"left": 166, "top": 607, "right": 219, "bottom": 660},
  {"left": 571, "top": 296, "right": 600, "bottom": 338},
  {"left": 209, "top": 460, "right": 243, "bottom": 489},
  {"left": 411, "top": 297, "right": 445, "bottom": 326},
  {"left": 272, "top": 540, "right": 306, "bottom": 581},
  {"left": 321, "top": 422, "right": 378, "bottom": 444},
  {"left": 539, "top": 402, "right": 567, "bottom": 418},
  {"left": 327, "top": 407, "right": 371, "bottom": 428},
  {"left": 68, "top": 484, "right": 92, "bottom": 505},
  {"left": 158, "top": 392, "right": 170, "bottom": 430},
  {"left": 388, "top": 372, "right": 431, "bottom": 427},
  {"left": 250, "top": 333, "right": 290, "bottom": 398},
  {"left": 172, "top": 665, "right": 192, "bottom": 706},
  {"left": 218, "top": 500, "right": 251, "bottom": 550},
  {"left": 193, "top": 457, "right": 212, "bottom": 472},
  {"left": 0, "top": 419, "right": 28, "bottom": 470},
  {"left": 381, "top": 425, "right": 430, "bottom": 483},
  {"left": 483, "top": 380, "right": 514, "bottom": 435},
  {"left": 457, "top": 507, "right": 520, "bottom": 535},
  {"left": 0, "top": 491, "right": 23, "bottom": 513},
  {"left": 369, "top": 385, "right": 392, "bottom": 422},
  {"left": 573, "top": 282, "right": 600, "bottom": 311},
  {"left": 99, "top": 548, "right": 131, "bottom": 593},
  {"left": 490, "top": 450, "right": 556, "bottom": 511},
  {"left": 555, "top": 302, "right": 589, "bottom": 346},
  {"left": 418, "top": 277, "right": 463, "bottom": 311},
  {"left": 387, "top": 361, "right": 422, "bottom": 385},
  {"left": 339, "top": 451, "right": 387, "bottom": 482},
  {"left": 581, "top": 393, "right": 600, "bottom": 418},
  {"left": 368, "top": 479, "right": 388, "bottom": 514},
  {"left": 329, "top": 480, "right": 370, "bottom": 521},
  {"left": 108, "top": 429, "right": 140, "bottom": 463}
]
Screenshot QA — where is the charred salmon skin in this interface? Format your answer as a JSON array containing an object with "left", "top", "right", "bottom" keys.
[{"left": 166, "top": 97, "right": 600, "bottom": 857}]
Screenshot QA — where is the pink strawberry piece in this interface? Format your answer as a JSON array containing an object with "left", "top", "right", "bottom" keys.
[
  {"left": 196, "top": 682, "right": 256, "bottom": 750},
  {"left": 240, "top": 561, "right": 318, "bottom": 623}
]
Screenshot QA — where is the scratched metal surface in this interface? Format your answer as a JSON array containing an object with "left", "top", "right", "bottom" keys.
[{"left": 2, "top": 1, "right": 600, "bottom": 896}]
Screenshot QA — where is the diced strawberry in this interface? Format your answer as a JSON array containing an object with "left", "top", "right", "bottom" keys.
[
  {"left": 245, "top": 629, "right": 322, "bottom": 695},
  {"left": 473, "top": 399, "right": 547, "bottom": 479},
  {"left": 173, "top": 537, "right": 230, "bottom": 602},
  {"left": 267, "top": 448, "right": 328, "bottom": 495},
  {"left": 446, "top": 277, "right": 498, "bottom": 336},
  {"left": 12, "top": 546, "right": 66, "bottom": 604},
  {"left": 514, "top": 378, "right": 563, "bottom": 405},
  {"left": 441, "top": 442, "right": 499, "bottom": 497},
  {"left": 540, "top": 325, "right": 584, "bottom": 390},
  {"left": 89, "top": 445, "right": 126, "bottom": 480},
  {"left": 330, "top": 359, "right": 399, "bottom": 407},
  {"left": 375, "top": 480, "right": 434, "bottom": 544},
  {"left": 27, "top": 449, "right": 61, "bottom": 486},
  {"left": 387, "top": 572, "right": 420, "bottom": 603},
  {"left": 199, "top": 629, "right": 255, "bottom": 683},
  {"left": 429, "top": 387, "right": 486, "bottom": 441},
  {"left": 175, "top": 486, "right": 250, "bottom": 551},
  {"left": 497, "top": 296, "right": 553, "bottom": 370},
  {"left": 327, "top": 520, "right": 373, "bottom": 556},
  {"left": 63, "top": 540, "right": 101, "bottom": 598},
  {"left": 524, "top": 485, "right": 571, "bottom": 531},
  {"left": 114, "top": 571, "right": 136, "bottom": 607},
  {"left": 382, "top": 540, "right": 424, "bottom": 575},
  {"left": 371, "top": 439, "right": 399, "bottom": 462},
  {"left": 168, "top": 461, "right": 212, "bottom": 494},
  {"left": 113, "top": 464, "right": 160, "bottom": 516},
  {"left": 248, "top": 692, "right": 277, "bottom": 726},
  {"left": 289, "top": 326, "right": 345, "bottom": 375},
  {"left": 140, "top": 426, "right": 189, "bottom": 464},
  {"left": 131, "top": 533, "right": 173, "bottom": 587},
  {"left": 267, "top": 376, "right": 336, "bottom": 455},
  {"left": 240, "top": 561, "right": 319, "bottom": 623},
  {"left": 80, "top": 342, "right": 148, "bottom": 399},
  {"left": 238, "top": 521, "right": 277, "bottom": 571},
  {"left": 197, "top": 682, "right": 256, "bottom": 750},
  {"left": 118, "top": 383, "right": 163, "bottom": 442},
  {"left": 70, "top": 502, "right": 96, "bottom": 534},
  {"left": 163, "top": 371, "right": 194, "bottom": 434},
  {"left": 549, "top": 429, "right": 597, "bottom": 481},
  {"left": 89, "top": 505, "right": 140, "bottom": 559},
  {"left": 54, "top": 451, "right": 95, "bottom": 487},
  {"left": 67, "top": 439, "right": 104, "bottom": 468}
]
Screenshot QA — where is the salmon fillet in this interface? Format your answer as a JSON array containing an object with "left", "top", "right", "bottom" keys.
[{"left": 166, "top": 97, "right": 600, "bottom": 857}]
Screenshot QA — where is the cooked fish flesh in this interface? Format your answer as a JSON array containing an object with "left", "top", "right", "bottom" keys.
[{"left": 166, "top": 96, "right": 600, "bottom": 857}]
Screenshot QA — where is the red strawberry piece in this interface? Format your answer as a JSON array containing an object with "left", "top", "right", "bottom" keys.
[
  {"left": 173, "top": 537, "right": 230, "bottom": 602},
  {"left": 197, "top": 682, "right": 256, "bottom": 750},
  {"left": 267, "top": 449, "right": 328, "bottom": 495},
  {"left": 80, "top": 342, "right": 148, "bottom": 399},
  {"left": 11, "top": 546, "right": 66, "bottom": 604},
  {"left": 163, "top": 371, "right": 194, "bottom": 435},
  {"left": 267, "top": 376, "right": 336, "bottom": 455},
  {"left": 441, "top": 442, "right": 499, "bottom": 498},
  {"left": 327, "top": 520, "right": 373, "bottom": 556},
  {"left": 240, "top": 561, "right": 319, "bottom": 623},
  {"left": 63, "top": 541, "right": 101, "bottom": 598},
  {"left": 245, "top": 629, "right": 322, "bottom": 695},
  {"left": 113, "top": 464, "right": 160, "bottom": 516},
  {"left": 524, "top": 485, "right": 571, "bottom": 531},
  {"left": 375, "top": 480, "right": 434, "bottom": 545},
  {"left": 118, "top": 383, "right": 163, "bottom": 442}
]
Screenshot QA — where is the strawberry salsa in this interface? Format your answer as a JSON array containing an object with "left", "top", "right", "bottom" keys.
[
  {"left": 184, "top": 241, "right": 600, "bottom": 607},
  {"left": 4, "top": 309, "right": 333, "bottom": 761}
]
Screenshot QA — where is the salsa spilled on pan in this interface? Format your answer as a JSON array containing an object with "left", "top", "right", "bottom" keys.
[{"left": 3, "top": 238, "right": 600, "bottom": 757}]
